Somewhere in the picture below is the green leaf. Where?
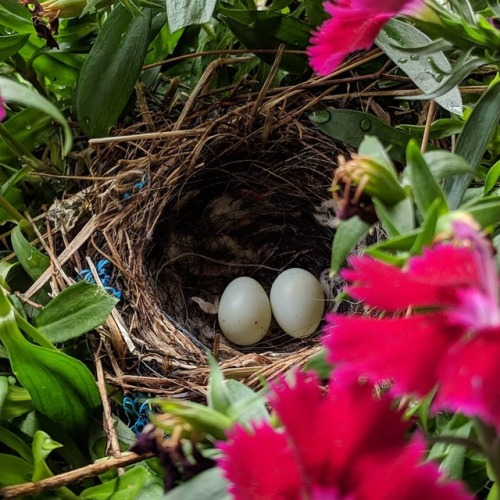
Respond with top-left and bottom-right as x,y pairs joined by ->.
167,0 -> 217,32
0,425 -> 33,463
444,79 -> 500,208
330,217 -> 370,274
0,33 -> 30,62
422,150 -> 474,180
303,349 -> 333,379
153,399 -> 232,440
11,226 -> 50,281
309,109 -> 415,163
218,5 -> 309,74
207,356 -> 232,415
34,282 -> 117,343
374,197 -> 414,236
462,196 -> 500,229
164,468 -> 230,500
76,6 -> 152,137
81,465 -> 163,500
0,77 -> 73,157
0,454 -> 33,486
484,159 -> 500,195
225,380 -> 269,425
0,382 -> 32,421
303,0 -> 329,27
406,140 -> 448,217
409,198 -> 441,254
0,293 -> 101,436
32,430 -> 62,482
377,20 -> 462,115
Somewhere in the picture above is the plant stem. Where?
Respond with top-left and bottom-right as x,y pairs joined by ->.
0,194 -> 25,224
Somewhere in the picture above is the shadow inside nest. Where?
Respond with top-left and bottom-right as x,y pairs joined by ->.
146,149 -> 350,355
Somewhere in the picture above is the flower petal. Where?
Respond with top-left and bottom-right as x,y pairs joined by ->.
217,422 -> 303,500
342,245 -> 480,311
270,373 -> 409,488
354,435 -> 473,499
307,10 -> 391,75
0,97 -> 6,122
436,327 -> 500,433
324,314 -> 458,397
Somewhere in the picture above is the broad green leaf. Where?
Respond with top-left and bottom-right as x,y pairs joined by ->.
0,377 -> 8,411
374,197 -> 414,236
303,0 -> 329,27
309,109 -> 415,163
76,6 -> 152,137
0,0 -> 33,33
225,380 -> 269,425
0,77 -> 73,157
303,349 -> 333,379
218,5 -> 309,74
422,150 -> 474,180
0,293 -> 101,436
330,217 -> 370,274
463,196 -> 500,229
10,226 -> 50,281
164,468 -> 230,500
444,80 -> 500,208
0,454 -> 33,486
377,20 -> 463,115
0,34 -> 30,62
81,465 -> 163,499
406,140 -> 448,217
167,0 -> 217,32
34,282 -> 117,343
366,230 -> 419,254
484,159 -> 500,195
398,119 -> 463,140
0,187 -> 24,226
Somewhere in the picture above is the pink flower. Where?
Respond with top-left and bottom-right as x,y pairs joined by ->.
217,371 -> 471,499
324,221 -> 500,432
0,96 -> 6,122
307,0 -> 426,75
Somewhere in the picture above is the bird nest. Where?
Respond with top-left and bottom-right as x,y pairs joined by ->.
59,57 -> 384,398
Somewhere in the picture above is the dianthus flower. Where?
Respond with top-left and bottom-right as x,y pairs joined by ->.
308,0 -> 426,75
324,221 -> 500,432
217,371 -> 471,499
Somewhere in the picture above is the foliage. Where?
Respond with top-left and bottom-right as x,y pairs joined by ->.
0,0 -> 499,497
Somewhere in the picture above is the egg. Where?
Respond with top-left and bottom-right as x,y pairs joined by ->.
270,268 -> 324,338
218,277 -> 272,346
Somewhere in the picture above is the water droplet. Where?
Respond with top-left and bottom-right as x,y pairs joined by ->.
435,73 -> 444,83
397,57 -> 408,64
360,119 -> 371,131
410,55 -> 419,61
309,110 -> 330,124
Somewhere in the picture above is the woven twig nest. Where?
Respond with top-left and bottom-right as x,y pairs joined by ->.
81,59 -> 369,397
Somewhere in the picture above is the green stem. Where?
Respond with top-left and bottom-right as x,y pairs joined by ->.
0,194 -> 25,224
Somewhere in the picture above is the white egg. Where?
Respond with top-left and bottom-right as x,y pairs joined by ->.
270,268 -> 324,338
218,277 -> 272,346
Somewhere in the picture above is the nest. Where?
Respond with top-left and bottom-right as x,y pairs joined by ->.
61,57 -> 387,397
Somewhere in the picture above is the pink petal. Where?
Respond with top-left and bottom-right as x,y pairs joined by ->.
270,373 -> 410,488
217,422 -> 303,500
0,97 -> 6,122
324,314 -> 459,397
353,435 -> 473,499
308,10 -> 391,75
436,327 -> 500,433
342,245 -> 480,312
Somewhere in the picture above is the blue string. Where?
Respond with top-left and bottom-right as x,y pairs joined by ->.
78,259 -> 122,300
122,179 -> 148,200
123,395 -> 151,434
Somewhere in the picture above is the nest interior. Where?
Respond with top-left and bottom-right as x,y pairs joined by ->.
79,64 -> 374,396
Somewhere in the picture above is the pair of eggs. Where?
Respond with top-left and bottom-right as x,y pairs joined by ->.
218,268 -> 325,346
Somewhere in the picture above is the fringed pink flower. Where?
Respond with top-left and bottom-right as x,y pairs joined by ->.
217,371 -> 471,499
308,0 -> 426,75
324,221 -> 500,432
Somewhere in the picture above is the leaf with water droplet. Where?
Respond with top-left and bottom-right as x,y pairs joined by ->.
11,226 -> 49,281
377,20 -> 462,115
